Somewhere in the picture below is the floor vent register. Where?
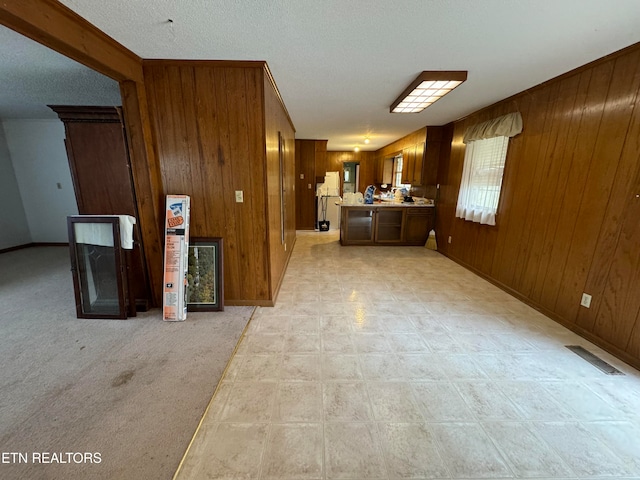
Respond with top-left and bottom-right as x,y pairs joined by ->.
565,345 -> 624,375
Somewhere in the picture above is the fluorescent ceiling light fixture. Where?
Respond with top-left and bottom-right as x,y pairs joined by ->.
390,71 -> 467,113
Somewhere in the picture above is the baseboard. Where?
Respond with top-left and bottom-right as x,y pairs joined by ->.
0,242 -> 68,254
440,251 -> 640,372
270,235 -> 297,305
226,299 -> 275,307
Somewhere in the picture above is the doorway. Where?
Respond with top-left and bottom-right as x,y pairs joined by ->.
343,161 -> 360,194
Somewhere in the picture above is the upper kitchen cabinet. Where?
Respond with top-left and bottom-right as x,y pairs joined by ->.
401,142 -> 425,186
401,144 -> 415,185
143,60 -> 296,306
423,127 -> 443,186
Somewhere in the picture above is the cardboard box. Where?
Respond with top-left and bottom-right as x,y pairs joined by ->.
162,195 -> 191,321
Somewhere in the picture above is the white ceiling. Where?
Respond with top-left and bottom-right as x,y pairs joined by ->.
0,26 -> 121,120
3,1 -> 640,151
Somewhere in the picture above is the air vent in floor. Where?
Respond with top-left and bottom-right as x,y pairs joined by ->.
565,345 -> 624,375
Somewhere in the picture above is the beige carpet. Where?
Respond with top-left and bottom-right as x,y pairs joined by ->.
0,246 -> 254,480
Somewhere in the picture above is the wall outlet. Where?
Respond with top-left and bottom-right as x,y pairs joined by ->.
56,182 -> 62,190
448,236 -> 452,244
580,293 -> 592,308
235,190 -> 244,203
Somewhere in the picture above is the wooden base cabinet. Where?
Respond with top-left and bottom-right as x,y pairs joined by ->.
341,208 -> 375,244
375,208 -> 404,243
405,208 -> 435,245
340,205 -> 434,246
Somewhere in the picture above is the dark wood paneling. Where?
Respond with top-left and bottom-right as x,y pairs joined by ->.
322,151 -> 376,194
264,71 -> 296,302
144,62 -> 279,305
296,140 -> 320,230
119,81 -> 165,306
437,41 -> 640,369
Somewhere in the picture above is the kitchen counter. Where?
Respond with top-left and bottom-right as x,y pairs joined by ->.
340,203 -> 435,245
340,201 -> 434,208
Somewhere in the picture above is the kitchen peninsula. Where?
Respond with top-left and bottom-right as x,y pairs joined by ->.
340,202 -> 435,246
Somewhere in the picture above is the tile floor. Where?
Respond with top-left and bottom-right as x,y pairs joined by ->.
176,231 -> 640,480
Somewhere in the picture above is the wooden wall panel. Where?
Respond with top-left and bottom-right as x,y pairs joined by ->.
120,81 -> 165,306
295,140 -> 320,230
144,62 -> 274,305
436,42 -> 640,369
322,151 -> 376,194
264,72 -> 296,301
377,127 -> 427,159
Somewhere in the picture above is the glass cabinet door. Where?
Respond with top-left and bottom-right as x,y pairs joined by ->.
375,208 -> 404,243
68,216 -> 128,319
346,209 -> 375,242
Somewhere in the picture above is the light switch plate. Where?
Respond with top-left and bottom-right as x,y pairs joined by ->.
580,293 -> 592,308
235,190 -> 244,203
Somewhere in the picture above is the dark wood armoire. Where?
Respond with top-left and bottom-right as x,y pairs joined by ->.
50,105 -> 151,311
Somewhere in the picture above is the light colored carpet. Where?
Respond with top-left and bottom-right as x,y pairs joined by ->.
0,246 -> 254,480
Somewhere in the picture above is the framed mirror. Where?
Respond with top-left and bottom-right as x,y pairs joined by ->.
186,237 -> 224,311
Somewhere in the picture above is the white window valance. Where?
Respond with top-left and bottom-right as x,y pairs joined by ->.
463,112 -> 523,144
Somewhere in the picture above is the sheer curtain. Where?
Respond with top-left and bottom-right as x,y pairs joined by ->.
455,112 -> 523,226
455,136 -> 508,225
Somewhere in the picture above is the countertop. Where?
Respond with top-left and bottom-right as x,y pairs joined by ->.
339,201 -> 434,208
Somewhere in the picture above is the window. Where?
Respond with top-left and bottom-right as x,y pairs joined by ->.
455,112 -> 523,226
455,136 -> 509,226
392,155 -> 411,189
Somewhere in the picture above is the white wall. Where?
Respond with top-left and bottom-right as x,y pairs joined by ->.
0,125 -> 31,249
2,119 -> 78,243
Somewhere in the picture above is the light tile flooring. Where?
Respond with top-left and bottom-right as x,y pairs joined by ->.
176,231 -> 640,480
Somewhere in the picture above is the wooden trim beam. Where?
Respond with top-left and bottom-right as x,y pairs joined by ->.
0,0 -> 143,82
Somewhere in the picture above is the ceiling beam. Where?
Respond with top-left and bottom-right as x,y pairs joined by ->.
0,0 -> 143,82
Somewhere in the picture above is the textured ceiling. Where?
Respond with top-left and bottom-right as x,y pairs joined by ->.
0,26 -> 121,120
4,1 -> 640,151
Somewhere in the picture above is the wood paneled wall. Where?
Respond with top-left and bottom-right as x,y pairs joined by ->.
264,73 -> 297,299
295,140 -> 324,230
143,61 -> 295,306
376,127 -> 427,160
436,43 -> 640,369
322,151 -> 376,193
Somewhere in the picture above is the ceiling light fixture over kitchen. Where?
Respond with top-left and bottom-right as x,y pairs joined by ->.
364,137 -> 370,144
390,71 -> 467,113
354,146 -> 360,152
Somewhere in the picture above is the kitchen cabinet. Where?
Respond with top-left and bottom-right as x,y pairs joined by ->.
375,156 -> 394,185
340,205 -> 434,245
400,142 -> 425,186
412,142 -> 425,185
375,208 -> 404,243
401,145 -> 415,185
341,207 -> 375,243
404,207 -> 435,245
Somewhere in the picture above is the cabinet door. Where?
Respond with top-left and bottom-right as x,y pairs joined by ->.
341,208 -> 375,244
412,142 -> 425,185
423,140 -> 441,186
375,208 -> 405,243
404,209 -> 434,245
401,146 -> 415,185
